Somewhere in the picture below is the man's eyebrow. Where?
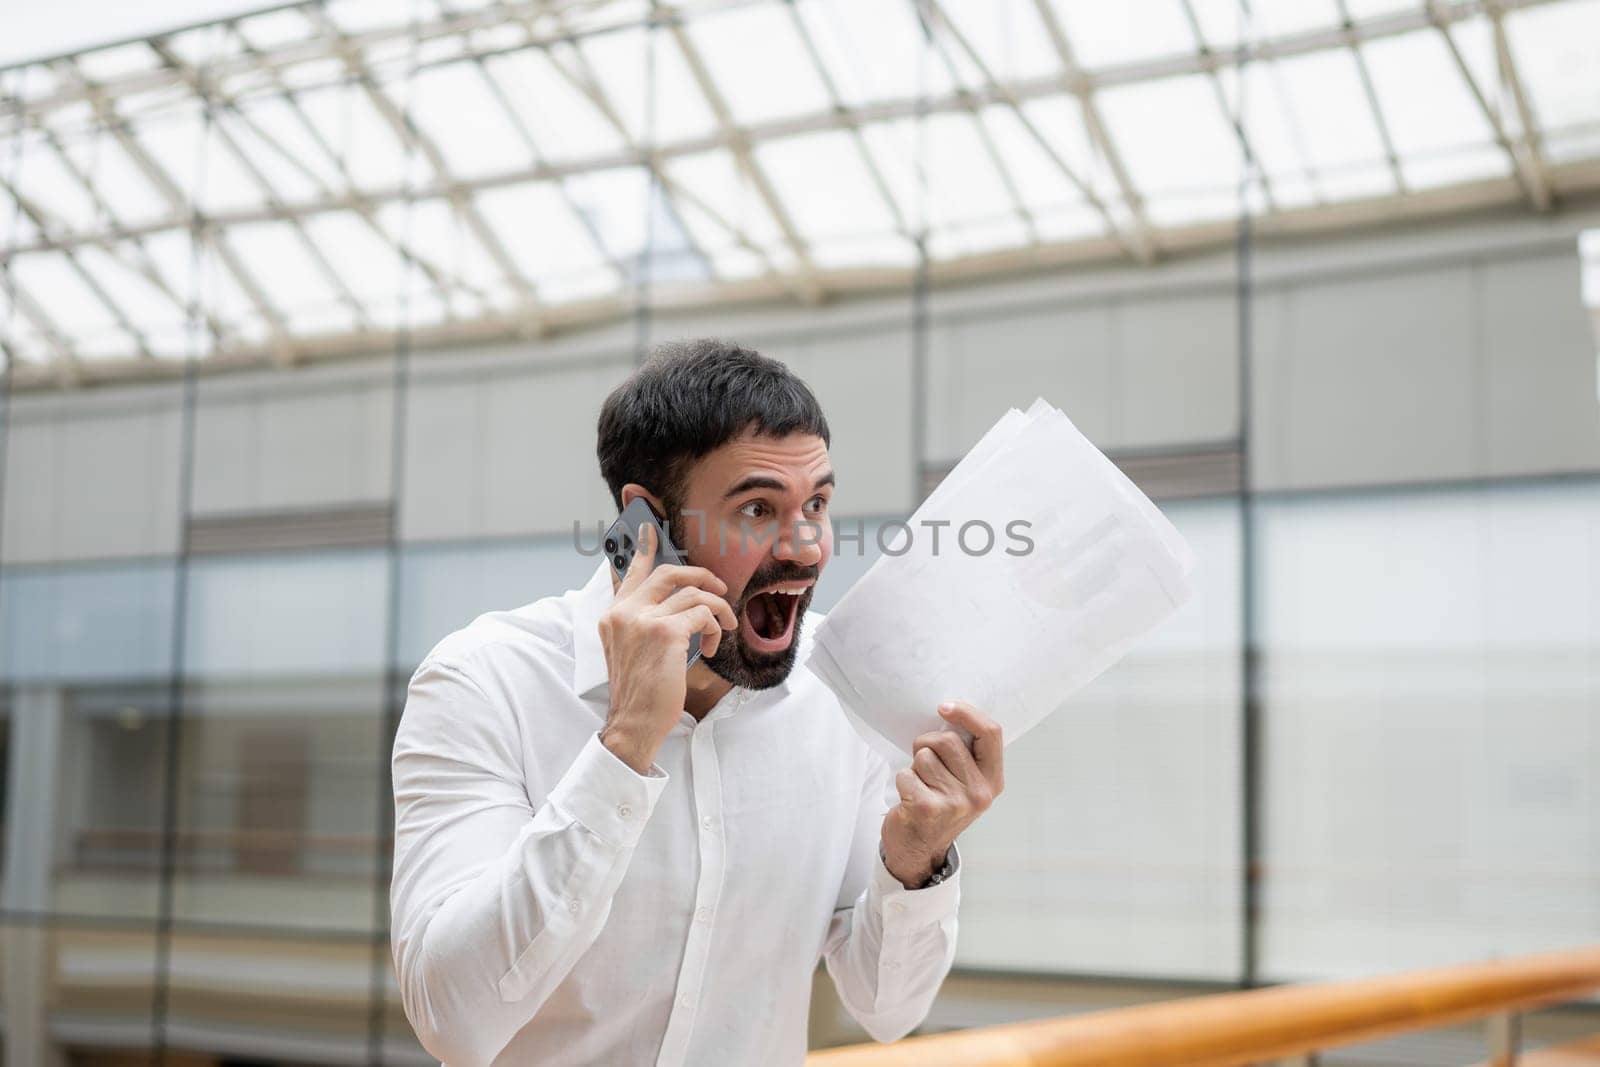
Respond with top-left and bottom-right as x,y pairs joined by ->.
722,470 -> 836,500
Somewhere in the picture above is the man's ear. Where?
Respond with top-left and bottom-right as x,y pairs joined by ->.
619,483 -> 665,518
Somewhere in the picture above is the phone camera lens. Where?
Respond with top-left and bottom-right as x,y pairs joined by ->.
614,553 -> 629,571
604,537 -> 618,555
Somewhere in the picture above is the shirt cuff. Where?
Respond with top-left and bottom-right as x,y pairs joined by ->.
872,841 -> 962,926
546,731 -> 669,850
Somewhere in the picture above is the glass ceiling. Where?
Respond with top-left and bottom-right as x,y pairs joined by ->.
1,0 -> 1598,385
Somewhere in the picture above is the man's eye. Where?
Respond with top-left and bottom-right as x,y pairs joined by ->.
805,496 -> 828,515
738,501 -> 769,519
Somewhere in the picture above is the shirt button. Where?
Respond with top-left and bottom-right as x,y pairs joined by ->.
678,994 -> 693,1010
568,899 -> 581,914
617,803 -> 632,819
695,907 -> 711,923
701,815 -> 716,830
884,961 -> 901,972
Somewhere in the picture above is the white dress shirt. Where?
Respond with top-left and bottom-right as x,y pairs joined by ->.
390,559 -> 962,1067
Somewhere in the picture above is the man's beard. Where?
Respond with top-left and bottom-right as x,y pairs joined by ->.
670,507 -> 817,690
702,568 -> 815,690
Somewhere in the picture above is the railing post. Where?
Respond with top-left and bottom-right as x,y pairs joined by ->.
1487,1011 -> 1520,1067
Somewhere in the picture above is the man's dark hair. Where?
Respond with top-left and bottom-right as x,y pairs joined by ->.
596,338 -> 830,517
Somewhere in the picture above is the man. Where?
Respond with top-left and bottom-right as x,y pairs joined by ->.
390,339 -> 1005,1066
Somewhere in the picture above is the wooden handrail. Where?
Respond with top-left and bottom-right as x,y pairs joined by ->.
807,945 -> 1600,1067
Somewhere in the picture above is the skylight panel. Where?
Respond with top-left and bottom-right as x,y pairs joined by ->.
325,0 -> 435,35
1184,0 -> 1247,51
564,167 -> 658,267
665,149 -> 786,249
666,190 -> 766,281
927,216 -> 1032,261
1033,202 -> 1107,242
274,55 -> 350,94
139,231 -> 201,307
1271,48 -> 1395,199
756,130 -> 899,239
160,25 -> 242,69
75,245 -> 187,349
10,133 -> 102,233
474,181 -> 615,288
300,213 -> 409,305
1019,95 -> 1120,203
377,198 -> 508,317
937,0 -> 1060,84
1360,29 -> 1509,189
484,47 -> 629,164
224,221 -> 341,324
235,8 -> 323,51
1097,74 -> 1243,225
407,61 -> 531,178
976,105 -> 1086,216
1249,0 -> 1342,39
232,95 -> 348,195
794,0 -> 954,108
808,233 -> 919,270
7,326 -> 54,366
295,85 -> 411,192
860,114 -> 1021,233
1044,0 -> 1197,71
1504,0 -> 1600,162
137,105 -> 267,215
0,189 -> 41,247
74,43 -> 162,83
683,4 -> 832,125
1226,64 -> 1319,208
10,253 -> 124,340
212,108 -> 326,205
579,26 -> 718,145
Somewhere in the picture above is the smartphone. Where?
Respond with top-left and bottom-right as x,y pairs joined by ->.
602,497 -> 703,666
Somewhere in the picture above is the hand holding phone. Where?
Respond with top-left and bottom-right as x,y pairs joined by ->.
595,508 -> 737,774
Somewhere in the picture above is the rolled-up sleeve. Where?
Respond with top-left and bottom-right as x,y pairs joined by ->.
819,748 -> 960,1043
389,658 -> 667,1067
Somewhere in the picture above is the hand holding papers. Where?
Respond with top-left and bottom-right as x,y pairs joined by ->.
805,398 -> 1196,765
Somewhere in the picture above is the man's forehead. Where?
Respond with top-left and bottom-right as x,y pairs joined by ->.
698,430 -> 831,487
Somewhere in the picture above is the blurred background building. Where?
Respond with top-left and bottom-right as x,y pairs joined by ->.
0,0 -> 1597,1064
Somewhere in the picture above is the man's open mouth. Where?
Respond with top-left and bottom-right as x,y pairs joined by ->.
740,582 -> 809,653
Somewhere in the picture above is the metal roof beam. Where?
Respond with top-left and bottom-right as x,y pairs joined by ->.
149,38 -> 373,332
1172,0 -> 1279,216
7,0 -> 1564,133
1424,0 -> 1551,212
306,5 -> 546,331
225,26 -> 492,313
1486,0 -> 1555,213
1023,0 -> 1160,262
1,181 -> 156,360
1334,2 -> 1409,196
51,58 -> 294,362
916,0 -> 1041,247
664,17 -> 824,303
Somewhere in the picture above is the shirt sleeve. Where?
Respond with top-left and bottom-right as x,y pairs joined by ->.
819,747 -> 961,1043
389,658 -> 667,1067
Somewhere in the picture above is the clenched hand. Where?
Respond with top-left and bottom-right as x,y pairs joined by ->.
880,701 -> 1005,889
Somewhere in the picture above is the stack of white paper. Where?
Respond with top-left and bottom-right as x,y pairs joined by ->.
805,398 -> 1196,765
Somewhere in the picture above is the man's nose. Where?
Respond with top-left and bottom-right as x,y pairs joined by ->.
773,519 -> 825,565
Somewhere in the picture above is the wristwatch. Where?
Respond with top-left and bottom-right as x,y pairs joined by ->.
881,843 -> 955,889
